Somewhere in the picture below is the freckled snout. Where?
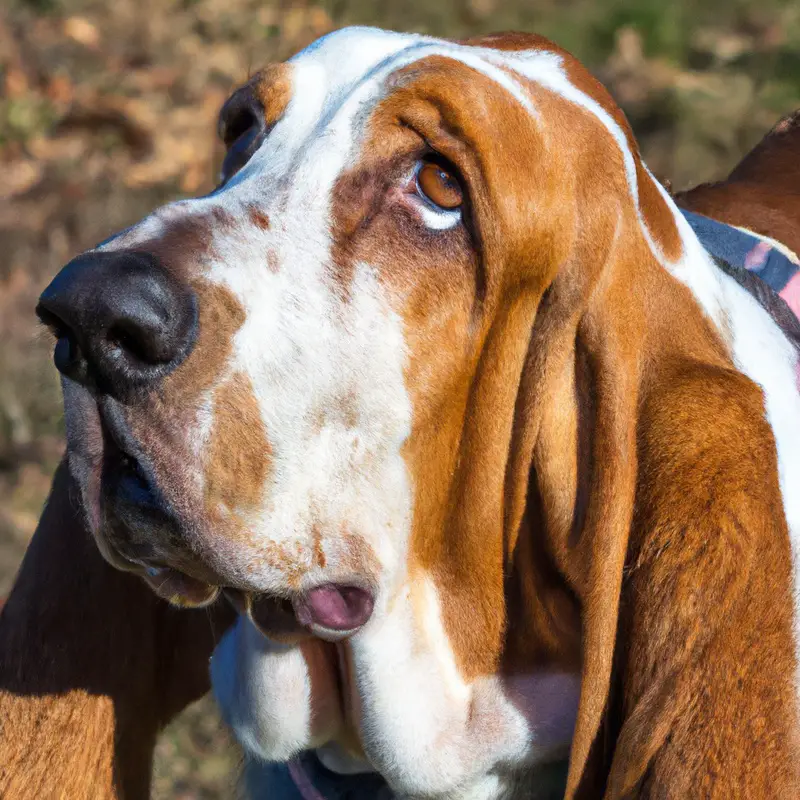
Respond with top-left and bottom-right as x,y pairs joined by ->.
36,250 -> 197,397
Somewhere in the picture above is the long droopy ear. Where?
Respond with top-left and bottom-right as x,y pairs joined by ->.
502,223 -> 643,797
503,181 -> 800,798
399,36 -> 798,795
601,361 -> 798,798
462,35 -> 800,796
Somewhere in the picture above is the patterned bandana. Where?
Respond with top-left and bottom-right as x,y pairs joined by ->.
680,208 -> 800,321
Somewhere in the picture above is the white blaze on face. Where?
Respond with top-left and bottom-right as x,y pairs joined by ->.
189,27 -> 559,593
185,35 -> 425,594
204,28 -> 589,799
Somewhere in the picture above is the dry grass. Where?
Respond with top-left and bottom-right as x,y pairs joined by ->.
2,0 -> 799,795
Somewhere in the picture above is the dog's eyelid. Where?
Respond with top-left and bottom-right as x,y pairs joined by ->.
218,86 -> 266,147
217,91 -> 272,183
222,107 -> 260,148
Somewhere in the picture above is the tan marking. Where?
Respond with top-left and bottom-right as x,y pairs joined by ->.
312,523 -> 328,569
127,279 -> 247,469
118,222 -> 249,528
205,372 -> 272,514
348,54 -> 563,680
252,63 -> 293,128
165,279 -> 247,400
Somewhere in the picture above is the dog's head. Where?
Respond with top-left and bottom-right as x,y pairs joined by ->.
37,27 -> 797,796
41,27 -> 658,626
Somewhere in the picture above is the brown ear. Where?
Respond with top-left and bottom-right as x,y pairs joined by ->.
504,262 -> 799,797
504,280 -> 642,797
509,314 -> 800,797
598,363 -> 799,798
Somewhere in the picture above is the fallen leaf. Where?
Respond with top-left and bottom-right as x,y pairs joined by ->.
0,160 -> 43,200
63,16 -> 101,49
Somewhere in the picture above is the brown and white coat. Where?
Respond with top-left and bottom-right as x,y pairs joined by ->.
2,26 -> 800,800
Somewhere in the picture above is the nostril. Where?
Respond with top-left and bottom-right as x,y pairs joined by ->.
107,324 -> 143,359
106,322 -> 170,366
54,333 -> 83,372
37,250 -> 198,396
36,305 -> 88,382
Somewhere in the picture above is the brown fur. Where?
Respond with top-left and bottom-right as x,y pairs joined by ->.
1,32 -> 800,799
0,462 -> 235,799
205,371 -> 272,515
598,365 -> 798,798
248,206 -> 271,231
250,63 -> 293,129
331,38 -> 800,795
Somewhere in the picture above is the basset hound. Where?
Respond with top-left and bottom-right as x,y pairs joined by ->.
2,26 -> 800,800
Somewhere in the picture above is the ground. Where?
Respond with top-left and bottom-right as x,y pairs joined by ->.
2,0 -> 799,796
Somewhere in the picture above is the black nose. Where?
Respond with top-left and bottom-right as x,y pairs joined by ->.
36,251 -> 197,396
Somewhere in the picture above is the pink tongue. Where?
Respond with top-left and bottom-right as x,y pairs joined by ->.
294,584 -> 374,631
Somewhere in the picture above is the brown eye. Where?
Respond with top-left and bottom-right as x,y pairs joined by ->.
416,162 -> 463,210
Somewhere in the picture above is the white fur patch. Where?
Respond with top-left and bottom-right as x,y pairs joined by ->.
346,574 -> 559,797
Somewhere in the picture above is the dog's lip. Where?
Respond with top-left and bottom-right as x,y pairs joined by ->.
141,565 -> 220,607
293,584 -> 375,639
225,589 -> 310,642
301,621 -> 366,643
223,581 -> 377,643
65,392 -> 377,634
97,396 -> 149,476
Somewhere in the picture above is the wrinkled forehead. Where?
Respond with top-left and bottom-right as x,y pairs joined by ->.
104,27 -> 629,253
223,26 -> 612,196
231,27 -> 514,193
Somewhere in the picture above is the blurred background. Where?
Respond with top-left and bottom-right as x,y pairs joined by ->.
1,0 -> 799,796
